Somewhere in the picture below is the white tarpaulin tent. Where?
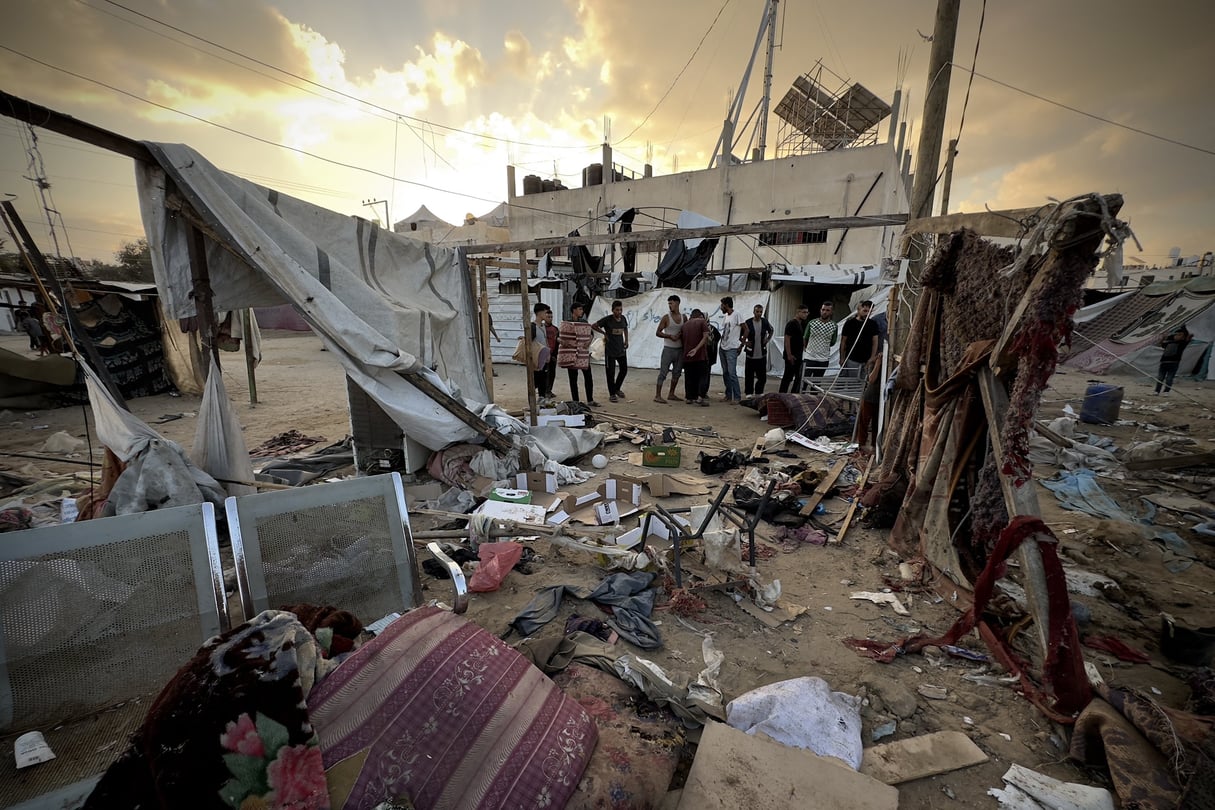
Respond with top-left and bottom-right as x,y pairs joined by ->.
135,143 -> 489,451
586,288 -> 771,369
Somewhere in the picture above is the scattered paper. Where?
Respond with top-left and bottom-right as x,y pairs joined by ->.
15,731 -> 55,769
851,591 -> 909,615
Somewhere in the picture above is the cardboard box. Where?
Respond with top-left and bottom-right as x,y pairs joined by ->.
615,511 -> 691,548
515,471 -> 558,494
548,477 -> 644,526
639,473 -> 712,497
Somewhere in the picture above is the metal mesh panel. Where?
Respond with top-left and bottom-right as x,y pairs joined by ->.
253,495 -> 406,622
0,530 -> 204,732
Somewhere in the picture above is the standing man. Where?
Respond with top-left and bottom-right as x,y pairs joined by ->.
717,296 -> 743,402
1155,326 -> 1191,395
803,301 -> 837,378
741,303 -> 773,397
779,304 -> 809,393
558,301 -> 598,406
20,310 -> 47,356
680,308 -> 711,406
542,305 -> 559,398
593,299 -> 630,402
530,303 -> 554,400
839,300 -> 880,374
654,294 -> 684,403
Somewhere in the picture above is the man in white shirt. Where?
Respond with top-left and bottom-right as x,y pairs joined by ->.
718,296 -> 743,401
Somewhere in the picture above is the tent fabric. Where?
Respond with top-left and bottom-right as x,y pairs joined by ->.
394,204 -> 453,230
135,143 -> 490,451
769,264 -> 883,285
655,210 -> 720,288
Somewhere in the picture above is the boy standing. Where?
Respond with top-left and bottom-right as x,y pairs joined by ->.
680,309 -> 711,406
558,302 -> 598,406
593,299 -> 630,402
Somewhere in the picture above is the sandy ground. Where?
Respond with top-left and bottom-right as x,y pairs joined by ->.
3,328 -> 1214,808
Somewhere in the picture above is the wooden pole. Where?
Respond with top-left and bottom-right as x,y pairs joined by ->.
477,259 -> 495,402
519,251 -> 538,427
939,139 -> 959,216
241,308 -> 258,405
894,0 -> 960,359
185,224 -> 220,379
1,202 -> 127,407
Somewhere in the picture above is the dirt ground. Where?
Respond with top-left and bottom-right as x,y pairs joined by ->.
3,328 -> 1213,808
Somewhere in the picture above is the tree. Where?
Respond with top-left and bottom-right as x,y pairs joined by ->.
110,238 -> 155,282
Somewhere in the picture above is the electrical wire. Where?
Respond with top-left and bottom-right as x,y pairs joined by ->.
954,64 -> 1215,158
94,0 -> 595,152
951,0 -> 985,150
615,0 -> 733,146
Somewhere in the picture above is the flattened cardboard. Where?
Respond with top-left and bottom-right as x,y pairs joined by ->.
859,731 -> 988,785
679,722 -> 898,810
641,473 -> 713,498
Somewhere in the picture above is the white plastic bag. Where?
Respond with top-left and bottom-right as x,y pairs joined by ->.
726,676 -> 863,769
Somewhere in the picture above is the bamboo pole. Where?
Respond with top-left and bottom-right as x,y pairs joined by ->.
519,250 -> 538,427
477,259 -> 494,402
242,309 -> 258,405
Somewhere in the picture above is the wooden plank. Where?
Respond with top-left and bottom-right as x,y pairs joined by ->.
801,458 -> 847,515
400,371 -> 513,453
977,367 -> 1050,659
477,259 -> 495,401
860,731 -> 989,785
990,194 -> 1123,372
1126,452 -> 1215,472
749,437 -> 766,460
831,457 -> 873,544
902,206 -> 1052,239
0,90 -> 153,162
463,213 -> 908,255
519,250 -> 538,426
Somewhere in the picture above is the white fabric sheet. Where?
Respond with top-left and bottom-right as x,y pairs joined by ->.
134,143 -> 489,450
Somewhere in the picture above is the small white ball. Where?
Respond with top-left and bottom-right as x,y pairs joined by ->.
591,453 -> 608,469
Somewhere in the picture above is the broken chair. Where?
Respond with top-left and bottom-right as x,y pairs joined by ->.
0,502 -> 229,809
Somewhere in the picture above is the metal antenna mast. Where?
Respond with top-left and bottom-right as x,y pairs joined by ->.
709,0 -> 780,168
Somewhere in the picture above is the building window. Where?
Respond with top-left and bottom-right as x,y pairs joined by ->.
759,230 -> 828,246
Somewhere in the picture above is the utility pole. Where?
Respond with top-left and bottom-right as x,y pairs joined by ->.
893,0 -> 960,356
755,0 -> 780,162
362,198 -> 389,227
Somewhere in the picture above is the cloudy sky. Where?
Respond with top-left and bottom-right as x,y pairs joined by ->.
1,0 -> 1211,266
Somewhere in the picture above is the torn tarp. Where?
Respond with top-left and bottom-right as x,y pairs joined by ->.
135,143 -> 489,451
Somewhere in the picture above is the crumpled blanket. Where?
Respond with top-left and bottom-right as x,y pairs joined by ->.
511,572 -> 663,649
1071,684 -> 1215,810
85,607 -> 362,810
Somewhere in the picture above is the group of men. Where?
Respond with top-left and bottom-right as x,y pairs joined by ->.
529,294 -> 883,420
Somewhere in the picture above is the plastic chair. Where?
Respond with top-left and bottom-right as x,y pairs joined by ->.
0,502 -> 228,809
226,472 -> 466,625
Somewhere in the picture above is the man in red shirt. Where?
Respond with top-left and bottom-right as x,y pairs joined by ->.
680,309 -> 711,407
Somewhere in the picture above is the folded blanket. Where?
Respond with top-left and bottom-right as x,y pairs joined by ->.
308,606 -> 597,810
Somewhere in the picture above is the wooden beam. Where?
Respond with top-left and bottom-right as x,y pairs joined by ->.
902,206 -> 1051,239
0,90 -> 153,162
186,224 -> 220,377
1125,452 -> 1215,472
977,367 -> 1051,659
401,371 -> 512,453
477,259 -> 495,402
831,457 -> 873,544
241,309 -> 258,405
990,195 -> 1123,373
0,202 -> 128,407
800,458 -> 847,516
463,213 -> 908,255
519,250 -> 538,427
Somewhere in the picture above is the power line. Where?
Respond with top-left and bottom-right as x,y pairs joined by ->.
96,0 -> 594,152
616,0 -> 733,146
956,64 -> 1215,158
951,0 -> 986,150
0,46 -> 604,225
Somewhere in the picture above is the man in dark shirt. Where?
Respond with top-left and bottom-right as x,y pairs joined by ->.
680,309 -> 711,406
779,304 -> 809,393
840,300 -> 880,374
593,299 -> 630,402
1155,326 -> 1191,395
741,303 -> 774,396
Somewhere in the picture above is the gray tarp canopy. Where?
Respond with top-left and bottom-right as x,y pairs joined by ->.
135,143 -> 489,451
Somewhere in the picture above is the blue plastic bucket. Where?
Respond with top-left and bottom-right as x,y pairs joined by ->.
1079,383 -> 1123,425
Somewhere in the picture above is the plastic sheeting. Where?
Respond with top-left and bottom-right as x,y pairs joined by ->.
725,676 -> 864,769
134,143 -> 489,451
82,363 -> 225,515
191,359 -> 255,497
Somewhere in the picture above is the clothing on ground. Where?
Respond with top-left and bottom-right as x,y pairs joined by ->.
511,571 -> 663,649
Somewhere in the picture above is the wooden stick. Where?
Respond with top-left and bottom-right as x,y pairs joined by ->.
801,458 -> 847,516
478,259 -> 495,402
831,457 -> 873,544
519,250 -> 538,427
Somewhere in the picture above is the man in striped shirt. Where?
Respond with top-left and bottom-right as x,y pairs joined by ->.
803,301 -> 837,379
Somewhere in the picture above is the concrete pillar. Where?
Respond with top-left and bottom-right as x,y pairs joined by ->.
602,142 -> 614,184
644,163 -> 653,178
506,165 -> 516,200
887,88 -> 902,145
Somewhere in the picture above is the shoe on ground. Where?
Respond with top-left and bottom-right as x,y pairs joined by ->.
588,400 -> 601,406
654,396 -> 667,403
610,394 -> 618,402
668,394 -> 683,401
699,399 -> 710,407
